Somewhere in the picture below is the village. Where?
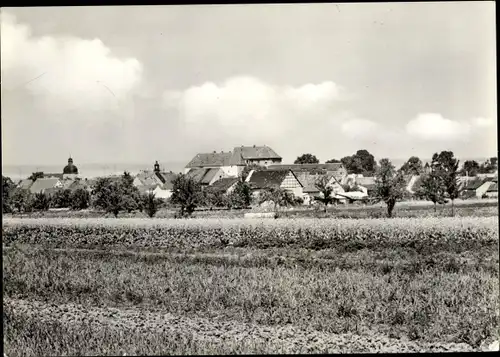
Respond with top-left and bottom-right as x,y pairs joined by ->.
8,144 -> 499,212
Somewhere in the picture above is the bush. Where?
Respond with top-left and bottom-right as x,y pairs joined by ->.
70,188 -> 90,210
32,192 -> 51,211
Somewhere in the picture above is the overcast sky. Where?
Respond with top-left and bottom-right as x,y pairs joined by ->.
1,3 -> 497,166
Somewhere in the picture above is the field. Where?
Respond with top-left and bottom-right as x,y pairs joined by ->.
3,216 -> 499,355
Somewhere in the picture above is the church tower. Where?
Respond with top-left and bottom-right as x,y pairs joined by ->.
154,161 -> 160,173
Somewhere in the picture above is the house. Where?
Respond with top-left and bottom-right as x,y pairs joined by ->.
355,176 -> 376,196
133,171 -> 164,187
485,182 -> 498,198
246,169 -> 303,202
153,183 -> 174,200
29,178 -> 63,194
186,167 -> 227,187
184,145 -> 282,177
137,184 -> 159,195
298,173 -> 346,205
267,163 -> 347,183
461,177 -> 494,198
210,177 -> 240,195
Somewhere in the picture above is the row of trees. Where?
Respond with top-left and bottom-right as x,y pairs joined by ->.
294,150 -> 497,178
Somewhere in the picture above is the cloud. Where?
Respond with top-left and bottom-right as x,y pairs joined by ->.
163,76 -> 344,146
471,117 -> 496,128
405,113 -> 472,141
1,12 -> 143,116
340,118 -> 379,139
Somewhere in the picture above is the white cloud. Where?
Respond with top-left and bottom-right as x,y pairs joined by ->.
163,76 -> 343,144
1,12 -> 143,116
340,118 -> 379,139
406,113 -> 471,141
471,117 -> 496,128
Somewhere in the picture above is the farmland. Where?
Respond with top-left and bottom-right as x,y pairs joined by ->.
3,216 -> 499,355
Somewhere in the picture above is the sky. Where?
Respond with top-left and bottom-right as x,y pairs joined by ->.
1,3 -> 497,168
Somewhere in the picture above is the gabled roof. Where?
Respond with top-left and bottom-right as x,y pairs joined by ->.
464,177 -> 489,190
186,167 -> 222,185
248,169 -> 302,189
210,177 -> 240,192
155,172 -> 177,190
293,172 -> 338,193
186,152 -> 233,168
29,178 -> 61,194
17,179 -> 34,189
135,171 -> 162,186
229,146 -> 281,165
487,183 -> 498,192
267,163 -> 345,174
45,173 -> 64,180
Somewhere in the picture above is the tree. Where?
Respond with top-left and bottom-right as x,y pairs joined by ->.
3,176 -> 15,213
432,151 -> 460,216
259,187 -> 296,217
228,181 -> 253,208
91,178 -> 123,217
415,172 -> 447,212
28,172 -> 44,182
462,160 -> 480,177
51,189 -> 72,208
325,158 -> 341,163
142,191 -> 162,218
341,149 -> 376,175
32,192 -> 51,211
119,171 -> 141,213
203,186 -> 226,209
10,188 -> 31,213
400,156 -> 423,176
479,157 -> 498,174
170,174 -> 203,217
313,175 -> 338,213
70,188 -> 90,210
374,158 -> 406,218
294,154 -> 319,164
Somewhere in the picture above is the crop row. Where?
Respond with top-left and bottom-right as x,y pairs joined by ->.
3,217 -> 498,253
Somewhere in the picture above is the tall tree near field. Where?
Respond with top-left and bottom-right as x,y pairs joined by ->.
462,160 -> 480,177
400,156 -> 423,176
294,154 -> 319,164
341,149 -> 376,175
313,175 -> 338,213
259,187 -> 296,218
119,171 -> 141,213
142,191 -> 163,218
374,158 -> 406,218
2,176 -> 15,213
432,151 -> 460,216
170,174 -> 203,217
32,192 -> 51,211
91,177 -> 123,217
51,189 -> 72,208
70,188 -> 90,210
229,181 -> 253,208
415,171 -> 447,212
10,188 -> 31,213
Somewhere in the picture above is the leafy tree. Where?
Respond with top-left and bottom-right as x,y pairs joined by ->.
51,189 -> 72,208
400,156 -> 423,176
432,151 -> 460,216
313,175 -> 338,213
28,172 -> 44,182
415,172 -> 447,212
462,160 -> 480,177
228,181 -> 253,208
479,157 -> 498,174
294,153 -> 319,164
325,158 -> 341,163
259,187 -> 296,217
119,171 -> 141,213
341,149 -> 376,175
10,188 -> 31,213
3,176 -> 15,213
70,188 -> 90,210
142,191 -> 163,218
203,186 -> 226,209
374,158 -> 406,218
171,174 -> 203,217
32,192 -> 51,211
91,178 -> 122,217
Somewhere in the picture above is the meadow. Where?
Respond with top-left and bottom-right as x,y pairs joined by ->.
3,216 -> 499,355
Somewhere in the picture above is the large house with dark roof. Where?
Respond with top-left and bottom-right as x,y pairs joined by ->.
267,163 -> 347,183
246,169 -> 303,201
185,145 -> 282,177
186,167 -> 227,187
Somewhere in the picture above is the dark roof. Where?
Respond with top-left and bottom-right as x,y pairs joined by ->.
210,177 -> 240,192
248,169 -> 302,189
135,171 -> 162,186
63,164 -> 78,174
155,172 -> 177,189
293,172 -> 336,193
186,152 -> 233,168
29,178 -> 61,194
267,163 -> 344,173
487,183 -> 498,192
464,177 -> 489,190
17,179 -> 34,189
186,167 -> 222,184
230,146 -> 281,165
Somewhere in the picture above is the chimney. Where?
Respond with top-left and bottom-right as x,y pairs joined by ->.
253,144 -> 256,148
